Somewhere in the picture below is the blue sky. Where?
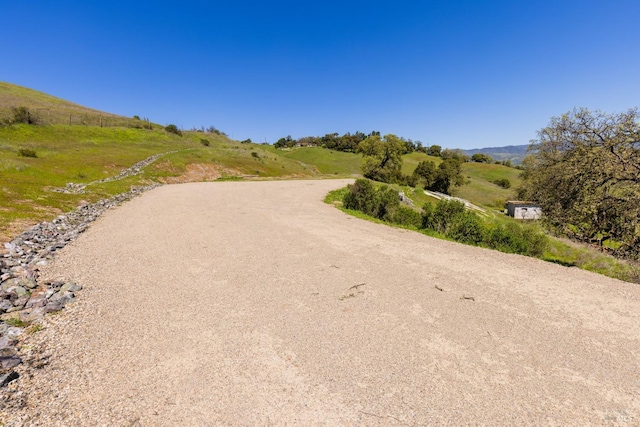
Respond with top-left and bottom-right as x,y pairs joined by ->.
2,0 -> 639,149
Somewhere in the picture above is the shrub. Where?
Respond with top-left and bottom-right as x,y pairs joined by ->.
200,138 -> 210,146
18,148 -> 37,158
11,106 -> 36,124
251,151 -> 259,158
375,186 -> 400,221
447,213 -> 485,244
493,178 -> 511,189
343,179 -> 377,215
393,206 -> 422,227
485,222 -> 548,256
422,199 -> 467,233
343,179 -> 400,220
165,124 -> 182,136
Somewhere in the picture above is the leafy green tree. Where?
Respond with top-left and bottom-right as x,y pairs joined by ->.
471,153 -> 493,163
441,148 -> 470,162
427,144 -> 442,157
520,108 -> 640,257
165,124 -> 182,136
493,178 -> 511,188
274,135 -> 295,148
431,158 -> 467,194
411,160 -> 437,188
358,134 -> 405,183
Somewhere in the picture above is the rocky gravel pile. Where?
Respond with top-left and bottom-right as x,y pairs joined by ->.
52,151 -> 179,194
0,184 -> 159,388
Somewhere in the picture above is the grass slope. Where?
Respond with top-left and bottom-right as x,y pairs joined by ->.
0,82 -> 154,128
400,152 -> 521,209
0,124 -> 316,241
264,146 -> 361,176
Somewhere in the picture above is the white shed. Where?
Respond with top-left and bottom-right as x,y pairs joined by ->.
505,201 -> 542,220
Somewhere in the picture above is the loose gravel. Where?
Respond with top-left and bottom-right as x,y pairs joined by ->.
2,180 -> 640,426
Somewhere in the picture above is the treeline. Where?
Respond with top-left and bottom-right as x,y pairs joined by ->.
274,131 -> 517,168
275,131 -> 424,153
343,179 -> 547,257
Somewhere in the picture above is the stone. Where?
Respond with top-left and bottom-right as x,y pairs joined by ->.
0,279 -> 18,291
21,307 -> 45,322
12,286 -> 29,298
25,296 -> 47,309
12,295 -> 30,308
61,282 -> 82,293
0,300 -> 13,312
0,336 -> 16,352
0,371 -> 19,387
0,356 -> 22,370
0,326 -> 22,339
44,300 -> 65,313
49,291 -> 74,304
49,280 -> 65,289
17,278 -> 38,290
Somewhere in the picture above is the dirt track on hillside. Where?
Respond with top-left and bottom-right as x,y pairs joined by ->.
7,180 -> 640,426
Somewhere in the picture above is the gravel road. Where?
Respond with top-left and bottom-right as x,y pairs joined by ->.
6,180 -> 640,426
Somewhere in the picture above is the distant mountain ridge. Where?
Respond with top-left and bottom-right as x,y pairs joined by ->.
462,144 -> 530,164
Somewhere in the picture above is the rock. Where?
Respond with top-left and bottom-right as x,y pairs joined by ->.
0,279 -> 17,291
0,336 -> 16,352
60,282 -> 82,293
49,280 -> 65,290
44,300 -> 65,313
2,327 -> 22,339
49,291 -> 74,304
12,286 -> 29,298
0,356 -> 22,370
0,300 -> 13,312
25,296 -> 47,309
12,295 -> 30,308
0,370 -> 19,387
17,278 -> 38,290
21,307 -> 45,322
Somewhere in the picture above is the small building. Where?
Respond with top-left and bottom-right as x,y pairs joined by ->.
505,201 -> 542,220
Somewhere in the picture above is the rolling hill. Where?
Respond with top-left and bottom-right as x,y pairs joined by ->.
463,144 -> 530,164
0,82 -> 155,128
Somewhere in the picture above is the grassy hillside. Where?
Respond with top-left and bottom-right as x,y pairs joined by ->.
0,82 -> 155,128
400,152 -> 521,209
0,123 -> 318,241
264,146 -> 361,175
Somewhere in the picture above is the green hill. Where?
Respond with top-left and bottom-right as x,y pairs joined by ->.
400,152 -> 520,209
264,146 -> 361,175
0,82 -> 155,128
0,83 -> 324,241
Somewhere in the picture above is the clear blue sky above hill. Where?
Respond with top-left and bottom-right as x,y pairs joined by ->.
2,0 -> 639,148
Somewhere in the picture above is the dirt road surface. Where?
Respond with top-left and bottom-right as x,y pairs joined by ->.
8,180 -> 640,426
